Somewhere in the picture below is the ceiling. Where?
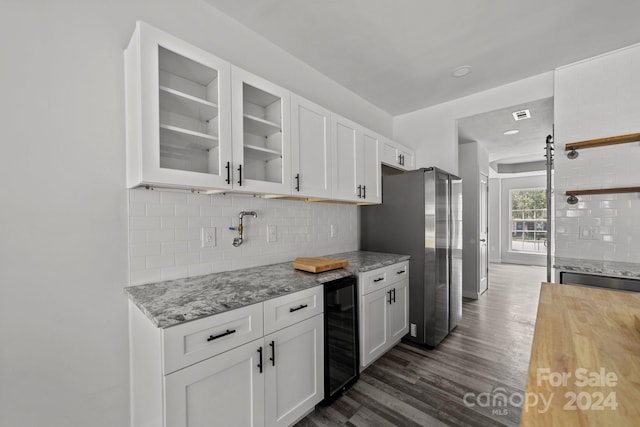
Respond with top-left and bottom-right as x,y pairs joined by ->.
203,0 -> 640,116
458,97 -> 553,169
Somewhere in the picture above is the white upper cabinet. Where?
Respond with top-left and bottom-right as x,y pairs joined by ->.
331,114 -> 381,204
232,66 -> 291,195
380,137 -> 415,171
362,129 -> 382,204
331,114 -> 361,202
290,95 -> 332,199
125,21 -> 233,190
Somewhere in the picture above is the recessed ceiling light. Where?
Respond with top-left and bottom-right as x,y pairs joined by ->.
504,129 -> 520,135
451,65 -> 472,78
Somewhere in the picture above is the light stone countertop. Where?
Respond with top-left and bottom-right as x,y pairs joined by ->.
554,256 -> 640,279
125,250 -> 409,328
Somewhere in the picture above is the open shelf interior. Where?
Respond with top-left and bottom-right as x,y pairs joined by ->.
158,46 -> 221,176
241,82 -> 283,185
244,144 -> 282,162
159,86 -> 218,122
243,114 -> 281,137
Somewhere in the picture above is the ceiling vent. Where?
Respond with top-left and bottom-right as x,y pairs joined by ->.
512,109 -> 531,121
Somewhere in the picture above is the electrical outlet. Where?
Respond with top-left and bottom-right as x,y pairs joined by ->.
410,323 -> 417,337
201,227 -> 216,248
330,224 -> 337,239
579,226 -> 599,240
267,225 -> 277,243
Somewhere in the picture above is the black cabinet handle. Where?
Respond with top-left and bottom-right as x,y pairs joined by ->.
357,185 -> 362,198
257,347 -> 263,373
289,304 -> 308,313
237,164 -> 242,186
206,329 -> 236,342
387,290 -> 392,304
392,288 -> 396,303
362,185 -> 366,199
269,340 -> 275,366
225,161 -> 230,184
373,277 -> 384,283
398,154 -> 402,165
295,173 -> 300,192
396,269 -> 406,275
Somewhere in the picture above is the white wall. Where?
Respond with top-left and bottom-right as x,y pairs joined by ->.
555,44 -> 640,263
0,1 -> 390,426
499,175 -> 547,266
129,189 -> 358,284
394,72 -> 554,175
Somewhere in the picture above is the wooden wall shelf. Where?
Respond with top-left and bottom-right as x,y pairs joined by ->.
565,186 -> 640,196
565,132 -> 640,151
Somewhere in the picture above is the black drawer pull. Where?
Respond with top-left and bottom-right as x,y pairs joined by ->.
206,329 -> 236,342
396,269 -> 406,275
269,340 -> 275,366
373,277 -> 384,283
257,346 -> 263,373
289,304 -> 308,313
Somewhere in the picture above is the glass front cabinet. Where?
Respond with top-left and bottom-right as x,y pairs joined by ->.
125,21 -> 233,191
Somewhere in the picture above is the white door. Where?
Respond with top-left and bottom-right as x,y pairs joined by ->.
290,95 -> 331,198
479,173 -> 489,294
165,338 -> 265,427
360,286 -> 390,368
331,114 -> 361,202
231,66 -> 291,195
264,315 -> 324,427
389,280 -> 409,341
362,130 -> 381,203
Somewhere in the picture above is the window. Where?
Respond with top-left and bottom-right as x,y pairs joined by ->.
510,188 -> 547,253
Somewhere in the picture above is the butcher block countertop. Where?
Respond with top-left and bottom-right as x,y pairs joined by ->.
521,283 -> 640,427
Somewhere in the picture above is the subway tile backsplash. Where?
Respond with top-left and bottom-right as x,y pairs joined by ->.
128,189 -> 358,285
554,44 -> 640,263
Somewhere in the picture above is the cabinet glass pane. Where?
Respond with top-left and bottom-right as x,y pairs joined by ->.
242,83 -> 283,184
158,47 -> 220,175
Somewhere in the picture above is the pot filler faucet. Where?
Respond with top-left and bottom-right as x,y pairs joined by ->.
231,211 -> 258,247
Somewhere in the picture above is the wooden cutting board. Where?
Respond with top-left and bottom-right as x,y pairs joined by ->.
292,256 -> 348,273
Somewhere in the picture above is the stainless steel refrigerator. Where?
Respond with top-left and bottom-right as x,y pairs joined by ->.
360,167 -> 462,347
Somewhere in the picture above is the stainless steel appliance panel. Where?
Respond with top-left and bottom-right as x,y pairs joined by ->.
360,167 -> 462,347
449,175 -> 463,330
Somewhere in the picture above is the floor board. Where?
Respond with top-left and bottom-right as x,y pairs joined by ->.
297,263 -> 545,427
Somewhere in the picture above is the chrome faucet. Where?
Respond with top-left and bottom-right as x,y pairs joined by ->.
232,211 -> 258,247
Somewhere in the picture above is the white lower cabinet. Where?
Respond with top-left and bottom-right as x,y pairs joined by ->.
359,261 -> 409,370
265,315 -> 324,427
165,339 -> 265,427
129,286 -> 324,427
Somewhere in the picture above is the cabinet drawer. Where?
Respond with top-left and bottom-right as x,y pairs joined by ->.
162,302 -> 264,374
387,261 -> 409,286
361,268 -> 388,295
360,261 -> 409,295
264,286 -> 323,335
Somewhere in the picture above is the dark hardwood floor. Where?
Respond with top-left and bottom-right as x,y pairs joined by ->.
297,263 -> 546,427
